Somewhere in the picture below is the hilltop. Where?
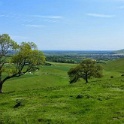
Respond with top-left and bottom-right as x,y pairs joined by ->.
115,49 -> 124,54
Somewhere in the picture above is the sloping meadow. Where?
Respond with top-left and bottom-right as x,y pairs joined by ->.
0,62 -> 124,124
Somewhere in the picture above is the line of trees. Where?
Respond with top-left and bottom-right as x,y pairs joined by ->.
46,56 -> 76,63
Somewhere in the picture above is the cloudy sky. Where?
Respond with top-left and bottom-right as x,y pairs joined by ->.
0,0 -> 124,50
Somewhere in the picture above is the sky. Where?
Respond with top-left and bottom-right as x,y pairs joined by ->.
0,0 -> 124,50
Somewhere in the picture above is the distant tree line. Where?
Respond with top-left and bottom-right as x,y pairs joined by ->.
46,56 -> 77,64
45,53 -> 124,64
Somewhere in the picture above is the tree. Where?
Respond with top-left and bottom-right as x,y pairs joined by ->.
68,59 -> 103,83
0,34 -> 45,93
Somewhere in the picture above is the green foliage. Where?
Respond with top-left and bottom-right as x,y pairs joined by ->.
12,43 -> 45,73
68,59 -> 103,83
0,34 -> 45,93
0,34 -> 18,51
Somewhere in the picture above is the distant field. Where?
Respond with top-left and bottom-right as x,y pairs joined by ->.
44,50 -> 124,64
0,60 -> 124,124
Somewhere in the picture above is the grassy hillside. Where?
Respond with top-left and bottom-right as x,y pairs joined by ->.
104,58 -> 124,73
0,62 -> 124,124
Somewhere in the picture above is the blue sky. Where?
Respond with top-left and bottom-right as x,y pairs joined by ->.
0,0 -> 124,50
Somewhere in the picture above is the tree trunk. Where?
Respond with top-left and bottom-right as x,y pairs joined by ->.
85,73 -> 88,83
85,77 -> 88,83
0,83 -> 3,93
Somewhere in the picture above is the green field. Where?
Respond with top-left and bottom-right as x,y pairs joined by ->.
0,60 -> 124,124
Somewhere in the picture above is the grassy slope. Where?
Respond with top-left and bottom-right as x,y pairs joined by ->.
0,62 -> 124,124
104,58 -> 124,73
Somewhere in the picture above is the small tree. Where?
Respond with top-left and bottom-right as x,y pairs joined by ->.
68,59 -> 103,83
0,34 -> 45,93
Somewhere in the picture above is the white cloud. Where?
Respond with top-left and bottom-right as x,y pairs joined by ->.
106,0 -> 124,2
10,35 -> 29,41
24,24 -> 45,28
116,0 -> 124,1
0,14 -> 5,17
0,14 -> 8,17
118,5 -> 124,9
86,13 -> 115,18
0,14 -> 22,18
29,15 -> 63,19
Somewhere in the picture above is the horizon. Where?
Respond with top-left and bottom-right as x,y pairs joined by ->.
42,49 -> 116,51
0,0 -> 124,50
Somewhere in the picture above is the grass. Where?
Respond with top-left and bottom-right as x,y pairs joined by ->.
0,61 -> 124,124
103,58 -> 124,73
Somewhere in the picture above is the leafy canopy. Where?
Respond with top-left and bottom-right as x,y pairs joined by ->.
68,59 -> 103,83
0,34 -> 45,93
